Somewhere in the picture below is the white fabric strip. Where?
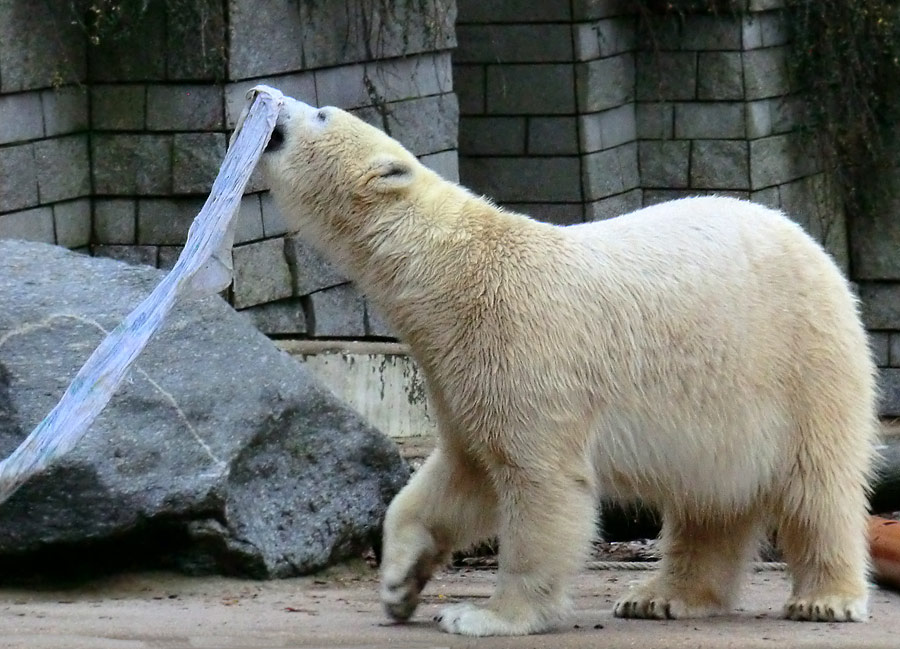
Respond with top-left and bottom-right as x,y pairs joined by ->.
0,86 -> 285,505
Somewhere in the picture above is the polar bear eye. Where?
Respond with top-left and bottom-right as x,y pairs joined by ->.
316,110 -> 327,122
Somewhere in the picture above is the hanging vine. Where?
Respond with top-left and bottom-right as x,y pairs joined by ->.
786,0 -> 900,218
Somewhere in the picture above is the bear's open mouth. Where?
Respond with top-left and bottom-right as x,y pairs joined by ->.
266,126 -> 285,152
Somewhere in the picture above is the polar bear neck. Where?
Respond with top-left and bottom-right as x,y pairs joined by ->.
341,184 -> 562,356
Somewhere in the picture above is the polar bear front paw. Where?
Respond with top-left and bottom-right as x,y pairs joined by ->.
435,602 -> 544,636
783,595 -> 867,622
381,568 -> 431,621
614,588 -> 722,620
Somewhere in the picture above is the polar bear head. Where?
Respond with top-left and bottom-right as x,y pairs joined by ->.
257,92 -> 441,274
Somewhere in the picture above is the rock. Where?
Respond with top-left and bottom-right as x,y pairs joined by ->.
0,240 -> 409,579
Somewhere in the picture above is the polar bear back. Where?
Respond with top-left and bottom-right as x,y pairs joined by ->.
494,196 -> 873,511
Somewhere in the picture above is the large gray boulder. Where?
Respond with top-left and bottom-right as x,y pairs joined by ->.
0,240 -> 409,578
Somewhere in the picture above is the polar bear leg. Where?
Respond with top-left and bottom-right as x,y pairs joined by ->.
436,467 -> 597,636
614,510 -> 761,620
380,447 -> 498,622
776,457 -> 870,622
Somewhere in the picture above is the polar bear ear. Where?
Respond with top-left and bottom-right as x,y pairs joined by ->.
365,154 -> 415,193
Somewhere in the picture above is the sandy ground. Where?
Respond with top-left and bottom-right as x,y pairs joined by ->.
1,563 -> 899,649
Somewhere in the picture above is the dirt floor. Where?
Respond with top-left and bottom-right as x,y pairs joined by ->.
1,562 -> 899,649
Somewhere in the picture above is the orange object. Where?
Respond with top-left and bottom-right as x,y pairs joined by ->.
870,516 -> 900,588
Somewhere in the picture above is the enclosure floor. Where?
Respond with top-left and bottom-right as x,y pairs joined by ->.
0,563 -> 898,648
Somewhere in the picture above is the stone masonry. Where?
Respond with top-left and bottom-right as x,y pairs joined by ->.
454,0 -> 900,413
0,0 -> 457,341
2,0 -> 900,414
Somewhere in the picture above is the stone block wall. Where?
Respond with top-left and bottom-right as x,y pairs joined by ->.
452,0 -> 898,412
0,1 -> 90,249
455,1 -> 845,261
0,0 -> 456,342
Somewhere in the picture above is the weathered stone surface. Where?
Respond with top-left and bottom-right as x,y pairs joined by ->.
172,133 -> 226,195
365,301 -> 396,338
0,0 -> 86,92
870,331 -> 890,367
353,94 -> 458,157
458,0 -> 570,22
0,207 -> 54,243
635,102 -> 674,140
849,168 -> 900,280
235,194 -> 265,244
582,143 -> 640,201
297,0 -> 456,71
859,283 -> 900,330
636,52 -> 696,101
94,199 -> 136,245
242,298 -> 309,336
232,238 -> 293,309
157,245 -> 184,270
697,52 -> 744,101
366,53 -> 454,105
749,132 -> 818,190
0,240 -> 408,577
225,73 -> 317,129
639,140 -> 690,188
166,0 -> 227,80
691,140 -> 750,190
0,92 -> 43,144
91,85 -> 146,131
52,199 -> 91,249
681,14 -> 742,51
309,285 -> 367,337
577,54 -> 635,112
230,0 -> 454,79
0,143 -> 37,212
743,46 -> 790,101
419,150 -> 460,183
531,117 -> 580,155
34,135 -> 91,203
571,0 -> 633,21
742,10 -> 789,49
456,24 -> 573,63
488,64 -> 575,115
93,244 -> 158,267
506,203 -> 584,225
227,0 -> 304,79
460,117 -> 526,155
284,236 -> 347,296
675,102 -> 745,140
878,368 -> 900,417
574,16 -> 636,61
890,334 -> 900,368
88,2 -> 167,82
41,86 -> 89,137
579,105 -> 636,153
146,85 -> 224,132
92,135 -> 173,195
585,188 -> 642,221
260,193 -> 291,238
778,173 -> 847,270
460,157 -> 582,203
453,64 -> 485,115
137,198 -> 205,246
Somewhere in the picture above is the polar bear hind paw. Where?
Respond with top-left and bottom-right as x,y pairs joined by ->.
435,602 -> 550,636
783,594 -> 867,622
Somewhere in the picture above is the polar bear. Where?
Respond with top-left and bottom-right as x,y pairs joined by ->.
254,89 -> 877,636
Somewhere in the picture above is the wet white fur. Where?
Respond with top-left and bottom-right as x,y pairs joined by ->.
260,95 -> 877,636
